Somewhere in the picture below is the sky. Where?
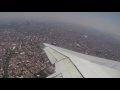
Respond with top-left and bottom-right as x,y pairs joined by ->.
0,12 -> 120,37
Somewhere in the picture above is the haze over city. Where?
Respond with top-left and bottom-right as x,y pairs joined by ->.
0,12 -> 120,38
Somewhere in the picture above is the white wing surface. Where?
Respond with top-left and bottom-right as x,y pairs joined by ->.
43,43 -> 120,78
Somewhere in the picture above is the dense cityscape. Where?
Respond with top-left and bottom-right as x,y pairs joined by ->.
0,19 -> 120,78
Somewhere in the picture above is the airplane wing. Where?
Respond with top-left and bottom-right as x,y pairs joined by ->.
42,43 -> 120,78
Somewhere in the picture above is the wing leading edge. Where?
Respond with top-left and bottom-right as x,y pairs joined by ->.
43,43 -> 120,78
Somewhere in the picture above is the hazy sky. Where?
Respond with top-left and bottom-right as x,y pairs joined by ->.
0,12 -> 120,37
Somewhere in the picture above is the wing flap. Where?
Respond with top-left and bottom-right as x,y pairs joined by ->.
43,48 -> 57,64
45,47 -> 68,62
55,58 -> 83,78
